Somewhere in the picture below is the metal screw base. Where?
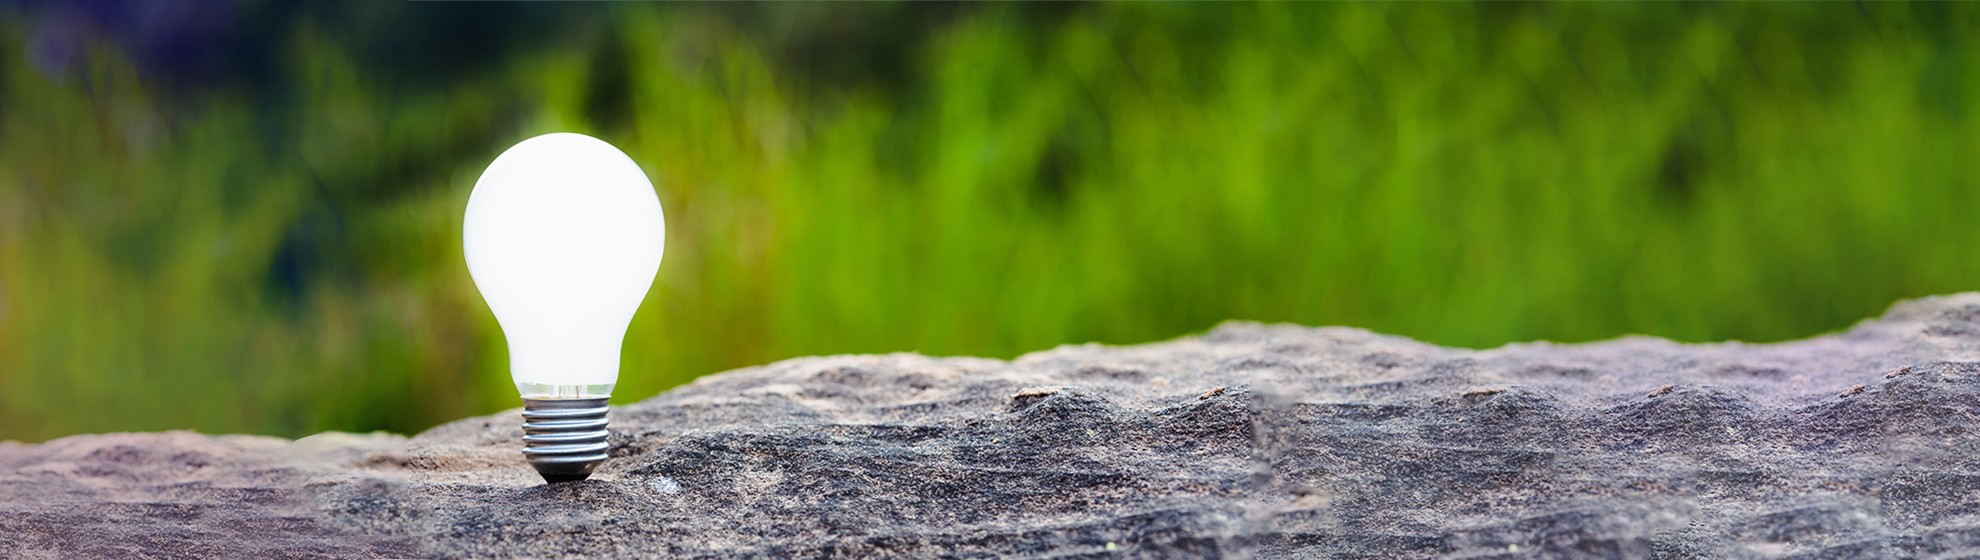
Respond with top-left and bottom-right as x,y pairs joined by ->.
521,397 -> 610,483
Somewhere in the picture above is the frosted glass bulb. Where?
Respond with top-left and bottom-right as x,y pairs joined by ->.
463,132 -> 665,483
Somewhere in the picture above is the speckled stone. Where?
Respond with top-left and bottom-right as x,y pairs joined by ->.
8,294 -> 1980,558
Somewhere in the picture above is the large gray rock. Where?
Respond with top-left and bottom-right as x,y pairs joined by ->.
8,294 -> 1980,558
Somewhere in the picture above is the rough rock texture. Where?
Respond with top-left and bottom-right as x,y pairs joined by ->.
10,294 -> 1980,558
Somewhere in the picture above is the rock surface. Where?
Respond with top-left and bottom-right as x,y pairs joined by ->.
10,294 -> 1980,558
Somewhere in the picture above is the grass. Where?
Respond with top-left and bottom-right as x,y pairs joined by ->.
3,2 -> 1979,441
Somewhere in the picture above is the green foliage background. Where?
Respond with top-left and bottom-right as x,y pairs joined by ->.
3,3 -> 1979,441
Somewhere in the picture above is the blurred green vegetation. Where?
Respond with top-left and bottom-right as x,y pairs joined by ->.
4,2 -> 1980,441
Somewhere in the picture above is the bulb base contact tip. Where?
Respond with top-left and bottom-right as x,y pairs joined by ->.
521,397 -> 611,483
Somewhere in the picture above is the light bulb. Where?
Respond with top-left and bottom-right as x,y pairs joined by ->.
463,132 -> 665,483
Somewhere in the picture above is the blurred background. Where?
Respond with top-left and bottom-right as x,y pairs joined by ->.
3,2 -> 1979,442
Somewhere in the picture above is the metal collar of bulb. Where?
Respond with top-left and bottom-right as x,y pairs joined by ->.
521,397 -> 611,483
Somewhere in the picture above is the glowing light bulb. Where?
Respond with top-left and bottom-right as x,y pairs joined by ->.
463,132 -> 665,483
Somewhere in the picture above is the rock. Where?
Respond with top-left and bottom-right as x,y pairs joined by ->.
9,294 -> 1980,558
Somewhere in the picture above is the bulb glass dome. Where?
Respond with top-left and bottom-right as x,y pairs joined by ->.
463,133 -> 664,397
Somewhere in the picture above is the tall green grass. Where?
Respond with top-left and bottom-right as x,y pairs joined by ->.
4,3 -> 1979,440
